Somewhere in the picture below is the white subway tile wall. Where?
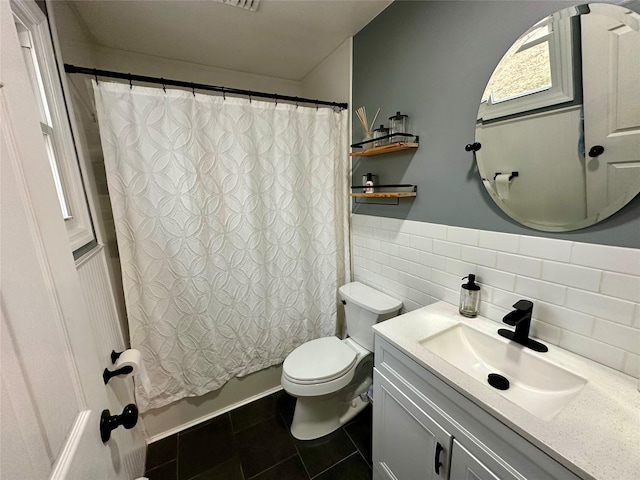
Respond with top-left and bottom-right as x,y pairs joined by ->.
351,214 -> 640,377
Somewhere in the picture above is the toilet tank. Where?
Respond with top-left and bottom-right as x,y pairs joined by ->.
338,282 -> 402,352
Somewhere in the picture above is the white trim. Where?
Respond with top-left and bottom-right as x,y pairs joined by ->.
49,410 -> 92,480
145,386 -> 284,443
478,12 -> 576,122
74,242 -> 104,269
477,103 -> 581,133
11,0 -> 94,251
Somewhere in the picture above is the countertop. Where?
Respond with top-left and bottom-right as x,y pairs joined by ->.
372,301 -> 640,480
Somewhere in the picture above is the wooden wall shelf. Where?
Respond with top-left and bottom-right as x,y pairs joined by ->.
349,134 -> 419,205
350,192 -> 417,198
350,185 -> 417,205
350,142 -> 419,157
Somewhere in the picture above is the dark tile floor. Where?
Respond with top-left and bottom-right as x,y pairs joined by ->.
144,390 -> 373,480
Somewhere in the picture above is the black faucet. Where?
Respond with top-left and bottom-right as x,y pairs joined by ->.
498,300 -> 548,352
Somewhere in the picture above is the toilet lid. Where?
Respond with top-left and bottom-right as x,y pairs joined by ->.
284,337 -> 357,383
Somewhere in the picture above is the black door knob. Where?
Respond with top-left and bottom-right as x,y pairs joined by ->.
100,404 -> 139,442
588,145 -> 605,157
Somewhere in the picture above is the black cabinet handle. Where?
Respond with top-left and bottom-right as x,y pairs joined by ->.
588,145 -> 605,157
434,442 -> 444,475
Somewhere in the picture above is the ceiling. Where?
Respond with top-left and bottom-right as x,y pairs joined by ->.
68,0 -> 393,81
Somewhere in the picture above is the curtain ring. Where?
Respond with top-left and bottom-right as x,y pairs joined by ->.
93,68 -> 99,85
295,99 -> 299,109
316,101 -> 319,111
161,79 -> 166,93
222,87 -> 226,100
128,73 -> 132,90
191,83 -> 196,97
249,94 -> 252,104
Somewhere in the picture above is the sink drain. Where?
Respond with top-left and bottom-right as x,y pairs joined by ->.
488,373 -> 510,390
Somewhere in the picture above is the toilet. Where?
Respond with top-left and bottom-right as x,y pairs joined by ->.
281,282 -> 402,440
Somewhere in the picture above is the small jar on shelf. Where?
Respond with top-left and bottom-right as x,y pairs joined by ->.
373,125 -> 389,147
389,112 -> 409,139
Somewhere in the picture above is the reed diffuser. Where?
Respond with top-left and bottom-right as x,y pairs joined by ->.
355,106 -> 380,143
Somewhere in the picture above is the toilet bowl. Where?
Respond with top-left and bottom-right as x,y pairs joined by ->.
281,282 -> 402,440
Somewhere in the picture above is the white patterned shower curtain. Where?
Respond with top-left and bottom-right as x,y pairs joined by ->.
93,81 -> 350,411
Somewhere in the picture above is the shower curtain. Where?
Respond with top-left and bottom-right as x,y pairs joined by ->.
93,81 -> 350,411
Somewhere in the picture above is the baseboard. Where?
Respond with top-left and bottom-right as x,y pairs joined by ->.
145,385 -> 284,444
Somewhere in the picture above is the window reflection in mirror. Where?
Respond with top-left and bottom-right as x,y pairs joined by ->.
482,19 -> 552,104
478,11 -> 578,122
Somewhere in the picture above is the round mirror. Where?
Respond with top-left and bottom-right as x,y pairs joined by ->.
475,3 -> 640,232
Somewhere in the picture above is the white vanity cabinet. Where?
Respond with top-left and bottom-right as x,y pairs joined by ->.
374,369 -> 452,480
372,336 -> 582,480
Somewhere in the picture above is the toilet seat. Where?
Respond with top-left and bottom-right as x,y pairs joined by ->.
282,337 -> 366,397
283,337 -> 357,384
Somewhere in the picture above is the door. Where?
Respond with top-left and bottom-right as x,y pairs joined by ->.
373,370 -> 452,480
0,1 -> 141,477
582,4 -> 640,216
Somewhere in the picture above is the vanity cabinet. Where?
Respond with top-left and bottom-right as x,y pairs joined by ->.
374,370 -> 452,480
373,337 -> 582,480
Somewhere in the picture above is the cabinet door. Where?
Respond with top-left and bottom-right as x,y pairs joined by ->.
450,440 -> 522,480
373,370 -> 452,480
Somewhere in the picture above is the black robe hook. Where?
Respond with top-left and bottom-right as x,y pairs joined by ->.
465,142 -> 481,152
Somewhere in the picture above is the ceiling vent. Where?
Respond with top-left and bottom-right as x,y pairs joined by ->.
215,0 -> 260,12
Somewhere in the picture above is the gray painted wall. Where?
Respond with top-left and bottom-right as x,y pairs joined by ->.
352,0 -> 640,248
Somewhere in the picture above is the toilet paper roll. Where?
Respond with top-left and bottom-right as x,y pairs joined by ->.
494,173 -> 512,200
115,349 -> 152,396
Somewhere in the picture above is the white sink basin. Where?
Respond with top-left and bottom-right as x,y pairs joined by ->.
419,324 -> 587,421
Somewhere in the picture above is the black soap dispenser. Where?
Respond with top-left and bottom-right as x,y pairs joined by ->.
459,274 -> 480,317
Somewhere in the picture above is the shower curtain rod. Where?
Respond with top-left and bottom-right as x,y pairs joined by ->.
64,64 -> 348,110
